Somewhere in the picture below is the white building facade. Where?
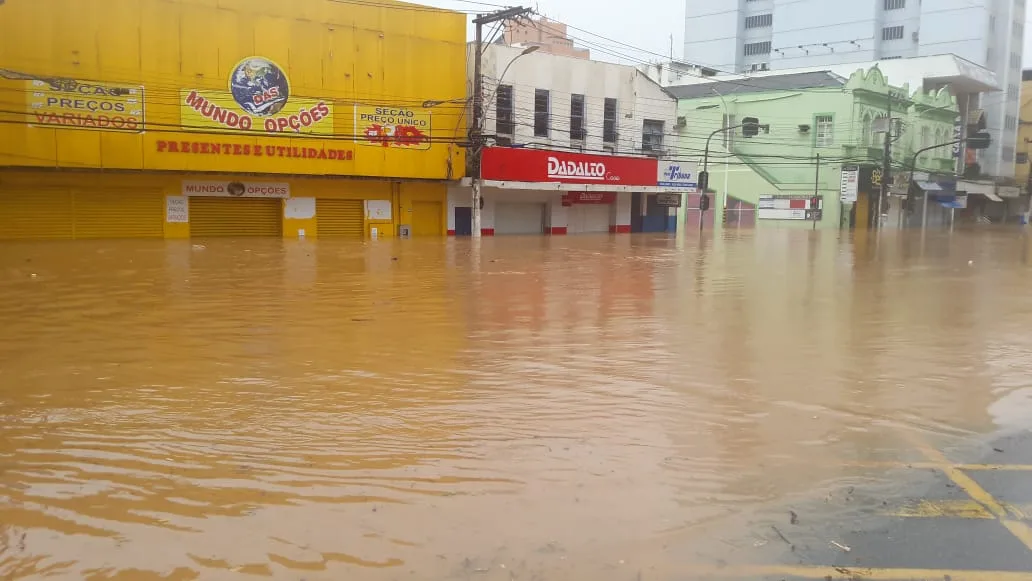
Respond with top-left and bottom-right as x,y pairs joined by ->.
448,44 -> 687,237
683,0 -> 1024,177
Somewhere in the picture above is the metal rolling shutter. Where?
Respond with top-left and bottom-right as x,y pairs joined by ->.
0,189 -> 74,240
189,197 -> 282,237
317,199 -> 364,238
74,190 -> 164,239
495,203 -> 545,234
567,204 -> 611,234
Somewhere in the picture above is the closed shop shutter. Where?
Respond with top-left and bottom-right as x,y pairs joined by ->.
567,204 -> 611,234
190,197 -> 282,237
317,199 -> 364,238
74,190 -> 164,239
495,203 -> 545,235
0,189 -> 74,240
412,201 -> 442,236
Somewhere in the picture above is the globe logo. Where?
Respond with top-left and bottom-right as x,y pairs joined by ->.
229,57 -> 290,117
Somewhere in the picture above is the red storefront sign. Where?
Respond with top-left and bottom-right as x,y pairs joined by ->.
480,147 -> 659,186
562,192 -> 617,205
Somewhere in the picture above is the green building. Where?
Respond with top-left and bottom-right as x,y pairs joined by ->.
667,67 -> 958,230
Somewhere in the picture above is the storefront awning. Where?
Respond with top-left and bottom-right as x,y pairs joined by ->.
981,191 -> 1004,202
916,181 -> 943,191
956,180 -> 995,195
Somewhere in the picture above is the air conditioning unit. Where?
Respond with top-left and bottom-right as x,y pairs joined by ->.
675,116 -> 687,129
912,31 -> 919,41
798,124 -> 811,133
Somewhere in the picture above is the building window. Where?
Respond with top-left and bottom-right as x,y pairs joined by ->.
1005,114 -> 1018,130
1018,152 -> 1029,165
990,15 -> 996,31
570,94 -> 586,141
882,25 -> 904,40
743,41 -> 771,56
1012,53 -> 1022,69
534,89 -> 549,138
1015,21 -> 1024,37
744,14 -> 773,28
1003,145 -> 1015,162
642,120 -> 664,152
495,85 -> 514,138
814,115 -> 834,146
884,0 -> 905,10
603,98 -> 618,144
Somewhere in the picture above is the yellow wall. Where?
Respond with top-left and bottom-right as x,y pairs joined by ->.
0,0 -> 467,180
0,170 -> 446,238
1019,78 -> 1032,188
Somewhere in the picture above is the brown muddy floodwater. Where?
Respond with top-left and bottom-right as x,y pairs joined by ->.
2,230 -> 1032,580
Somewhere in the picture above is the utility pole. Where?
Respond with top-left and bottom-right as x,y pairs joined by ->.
813,153 -> 820,231
877,97 -> 891,229
470,7 -> 532,239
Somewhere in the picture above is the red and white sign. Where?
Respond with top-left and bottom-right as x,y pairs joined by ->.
481,147 -> 659,186
562,192 -> 617,205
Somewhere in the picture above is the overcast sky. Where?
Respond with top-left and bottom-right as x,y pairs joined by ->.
423,0 -> 1032,71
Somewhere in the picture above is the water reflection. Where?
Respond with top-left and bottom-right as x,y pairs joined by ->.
1,231 -> 1032,579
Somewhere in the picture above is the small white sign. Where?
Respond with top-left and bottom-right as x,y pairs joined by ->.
285,197 -> 315,219
657,160 -> 698,191
182,180 -> 290,198
365,199 -> 392,220
840,166 -> 859,203
166,196 -> 189,223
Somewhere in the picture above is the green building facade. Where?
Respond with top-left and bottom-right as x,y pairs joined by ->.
669,67 -> 958,230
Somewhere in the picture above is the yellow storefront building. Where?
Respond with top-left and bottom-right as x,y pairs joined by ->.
0,0 -> 466,239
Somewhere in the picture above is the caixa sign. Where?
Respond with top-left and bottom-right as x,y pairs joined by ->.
657,160 -> 698,191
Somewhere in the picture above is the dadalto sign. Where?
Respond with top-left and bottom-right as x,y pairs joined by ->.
480,147 -> 659,186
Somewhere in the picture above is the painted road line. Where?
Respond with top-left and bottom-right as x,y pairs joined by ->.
910,436 -> 1032,551
683,564 -> 1032,580
848,461 -> 1032,472
883,499 -> 1032,519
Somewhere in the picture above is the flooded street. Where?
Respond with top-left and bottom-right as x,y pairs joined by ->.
3,231 -> 1032,580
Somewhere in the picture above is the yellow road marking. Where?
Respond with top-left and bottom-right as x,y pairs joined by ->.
848,460 -> 1032,472
909,435 -> 1032,551
885,499 -> 1032,520
685,564 -> 1032,580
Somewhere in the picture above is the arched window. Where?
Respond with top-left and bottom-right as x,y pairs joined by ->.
862,113 -> 872,147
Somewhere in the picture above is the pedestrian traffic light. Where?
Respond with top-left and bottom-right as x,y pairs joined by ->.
967,132 -> 992,150
742,117 -> 760,138
699,193 -> 710,212
810,196 -> 820,209
698,171 -> 709,191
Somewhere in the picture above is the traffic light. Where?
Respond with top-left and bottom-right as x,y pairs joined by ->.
967,132 -> 992,150
742,117 -> 760,138
699,193 -> 710,212
810,196 -> 820,210
698,171 -> 709,192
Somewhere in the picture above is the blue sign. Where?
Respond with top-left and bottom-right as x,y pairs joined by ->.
657,160 -> 698,189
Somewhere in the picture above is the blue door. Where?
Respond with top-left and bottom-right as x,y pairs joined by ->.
641,195 -> 668,232
454,206 -> 472,236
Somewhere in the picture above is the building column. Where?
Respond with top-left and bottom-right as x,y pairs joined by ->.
549,194 -> 568,234
610,191 -> 631,233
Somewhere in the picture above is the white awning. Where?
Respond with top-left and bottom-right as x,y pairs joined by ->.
999,186 -> 1022,198
982,192 -> 1004,202
916,181 -> 943,191
956,180 -> 995,195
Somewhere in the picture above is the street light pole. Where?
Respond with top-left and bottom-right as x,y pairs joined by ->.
701,121 -> 749,231
470,7 -> 532,239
